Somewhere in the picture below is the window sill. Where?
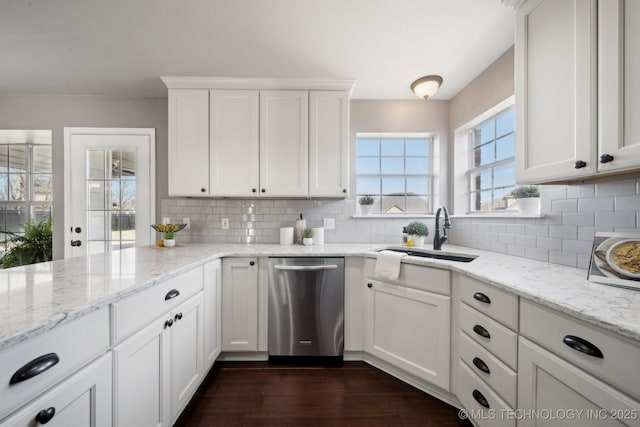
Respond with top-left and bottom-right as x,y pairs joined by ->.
451,212 -> 546,219
352,214 -> 435,219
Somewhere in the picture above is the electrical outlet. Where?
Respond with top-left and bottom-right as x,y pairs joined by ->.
162,217 -> 170,225
221,218 -> 229,229
182,217 -> 190,230
323,218 -> 335,230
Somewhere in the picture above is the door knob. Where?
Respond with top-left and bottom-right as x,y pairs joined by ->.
70,240 -> 82,247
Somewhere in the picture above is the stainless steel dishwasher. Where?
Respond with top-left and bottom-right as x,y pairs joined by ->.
268,257 -> 344,359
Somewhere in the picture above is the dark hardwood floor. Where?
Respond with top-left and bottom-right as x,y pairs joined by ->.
175,361 -> 472,426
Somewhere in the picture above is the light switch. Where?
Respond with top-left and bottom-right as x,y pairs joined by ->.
221,218 -> 229,229
183,217 -> 190,230
323,218 -> 335,230
162,217 -> 170,224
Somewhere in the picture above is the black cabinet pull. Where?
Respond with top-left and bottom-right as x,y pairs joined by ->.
10,353 -> 60,385
473,357 -> 491,374
164,289 -> 180,301
74,227 -> 82,233
164,319 -> 174,328
35,407 -> 56,424
600,154 -> 614,164
174,312 -> 183,321
200,188 -> 206,193
342,189 -> 347,193
473,324 -> 491,339
574,160 -> 587,169
472,389 -> 490,409
252,188 -> 257,193
261,188 -> 266,193
249,261 -> 255,266
473,292 -> 491,304
367,283 -> 373,288
562,335 -> 603,358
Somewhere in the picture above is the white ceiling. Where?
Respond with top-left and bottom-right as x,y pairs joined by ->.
0,0 -> 514,100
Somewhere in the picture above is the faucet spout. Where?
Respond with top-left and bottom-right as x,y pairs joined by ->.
433,206 -> 452,251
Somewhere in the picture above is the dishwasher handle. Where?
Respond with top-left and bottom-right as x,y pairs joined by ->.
274,264 -> 338,271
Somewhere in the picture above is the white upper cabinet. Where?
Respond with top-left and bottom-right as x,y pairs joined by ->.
209,90 -> 260,196
598,0 -> 640,172
168,89 -> 210,196
309,91 -> 349,197
515,0 -> 597,184
259,90 -> 309,197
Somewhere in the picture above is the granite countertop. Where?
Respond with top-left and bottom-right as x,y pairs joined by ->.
1,242 -> 640,351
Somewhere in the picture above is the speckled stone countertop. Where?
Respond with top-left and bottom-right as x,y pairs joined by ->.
1,243 -> 640,351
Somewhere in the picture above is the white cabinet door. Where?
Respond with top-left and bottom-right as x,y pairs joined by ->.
203,259 -> 222,370
113,314 -> 170,427
259,90 -> 308,197
209,90 -> 260,196
0,353 -> 112,427
516,0 -> 597,183
309,91 -> 349,197
222,258 -> 259,352
518,337 -> 640,427
364,280 -> 450,390
599,0 -> 640,173
168,89 -> 210,196
169,293 -> 204,422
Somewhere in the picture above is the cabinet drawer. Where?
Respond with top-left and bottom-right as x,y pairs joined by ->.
364,258 -> 450,295
520,299 -> 640,402
458,331 -> 517,407
456,274 -> 518,329
0,308 -> 109,420
457,360 -> 515,427
459,302 -> 518,369
112,266 -> 203,344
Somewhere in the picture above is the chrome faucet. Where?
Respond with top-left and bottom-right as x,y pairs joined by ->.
433,206 -> 452,250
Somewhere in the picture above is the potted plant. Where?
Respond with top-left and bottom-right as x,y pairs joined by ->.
303,228 -> 313,246
0,218 -> 52,268
405,221 -> 429,247
163,231 -> 176,247
358,195 -> 375,215
151,223 -> 187,247
511,186 -> 541,215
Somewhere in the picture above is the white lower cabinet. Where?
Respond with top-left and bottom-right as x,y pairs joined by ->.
0,353 -> 112,427
203,259 -> 222,369
113,292 -> 204,427
364,279 -> 450,390
222,258 -> 259,352
518,337 -> 640,427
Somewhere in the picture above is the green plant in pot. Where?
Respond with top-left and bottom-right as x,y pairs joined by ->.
405,221 -> 429,247
303,228 -> 313,246
163,231 -> 176,247
0,218 -> 53,269
511,185 -> 541,215
358,195 -> 374,215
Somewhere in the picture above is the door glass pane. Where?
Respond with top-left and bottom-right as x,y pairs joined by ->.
87,211 -> 107,241
88,181 -> 107,210
88,150 -> 107,179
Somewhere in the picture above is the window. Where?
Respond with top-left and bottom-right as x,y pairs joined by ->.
468,107 -> 516,211
0,130 -> 53,253
356,134 -> 434,214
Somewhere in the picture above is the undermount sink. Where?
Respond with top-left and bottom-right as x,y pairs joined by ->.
379,248 -> 477,263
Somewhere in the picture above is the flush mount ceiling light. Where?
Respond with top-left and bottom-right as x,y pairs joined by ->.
410,75 -> 443,99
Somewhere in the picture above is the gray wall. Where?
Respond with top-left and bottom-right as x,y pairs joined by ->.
0,95 -> 168,259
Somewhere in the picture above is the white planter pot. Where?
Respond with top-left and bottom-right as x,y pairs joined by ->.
517,198 -> 541,215
409,235 -> 425,247
303,238 -> 313,246
163,239 -> 176,247
360,204 -> 373,215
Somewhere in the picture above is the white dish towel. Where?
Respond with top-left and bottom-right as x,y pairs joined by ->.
375,250 -> 406,280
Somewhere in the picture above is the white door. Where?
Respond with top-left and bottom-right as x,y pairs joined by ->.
64,128 -> 155,258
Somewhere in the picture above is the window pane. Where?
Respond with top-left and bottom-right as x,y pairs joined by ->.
381,196 -> 405,213
494,161 -> 515,189
406,196 -> 429,212
470,169 -> 492,191
406,157 -> 429,174
33,146 -> 52,173
493,187 -> 516,210
0,146 -> 8,173
6,204 -> 26,232
496,109 -> 515,137
356,157 -> 379,174
406,139 -> 430,156
356,138 -> 379,156
496,134 -> 515,161
31,204 -> 52,223
9,146 -> 26,173
120,150 -> 136,177
381,139 -> 404,156
406,177 -> 429,195
474,142 -> 495,167
9,174 -> 26,201
382,177 -> 404,195
120,180 -> 136,211
33,175 -> 52,201
88,181 -> 107,210
475,122 -> 495,146
381,157 -> 404,174
88,211 -> 108,240
88,150 -> 107,180
0,175 -> 8,200
356,177 -> 379,195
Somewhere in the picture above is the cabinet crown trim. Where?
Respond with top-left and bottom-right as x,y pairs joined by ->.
161,77 -> 355,94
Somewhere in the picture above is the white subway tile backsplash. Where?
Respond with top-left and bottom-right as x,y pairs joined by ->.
525,247 -> 548,262
525,224 -> 548,237
562,212 -> 595,227
562,239 -> 593,255
549,251 -> 577,267
549,225 -> 577,239
537,237 -> 562,251
595,179 -> 637,197
615,195 -> 640,211
566,183 -> 595,199
577,197 -> 614,212
551,199 -> 577,213
595,211 -> 637,228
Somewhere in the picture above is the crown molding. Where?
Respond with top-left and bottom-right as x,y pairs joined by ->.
160,77 -> 356,95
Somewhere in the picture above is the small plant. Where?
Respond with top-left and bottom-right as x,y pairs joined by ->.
303,228 -> 313,238
405,221 -> 429,237
358,195 -> 374,205
511,186 -> 540,198
164,231 -> 175,240
0,218 -> 53,269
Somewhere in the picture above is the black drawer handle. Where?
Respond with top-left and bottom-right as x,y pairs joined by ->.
174,312 -> 183,321
367,283 -> 373,288
165,289 -> 180,301
563,335 -> 603,358
10,353 -> 60,385
164,319 -> 174,329
472,389 -> 490,409
473,324 -> 491,339
473,292 -> 491,304
472,357 -> 490,374
35,407 -> 56,424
